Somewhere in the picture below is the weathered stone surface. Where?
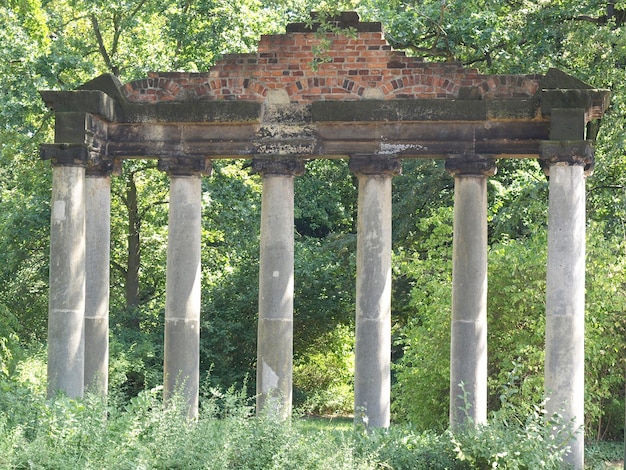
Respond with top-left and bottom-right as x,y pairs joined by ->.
40,143 -> 89,166
353,170 -> 394,428
40,90 -> 118,120
311,100 -> 488,122
540,68 -> 593,90
541,90 -> 608,119
122,101 -> 263,123
256,172 -> 297,419
158,156 -> 212,176
549,108 -> 586,141
539,141 -> 594,175
47,165 -> 86,399
445,155 -> 497,176
163,176 -> 202,417
85,156 -> 117,177
251,157 -> 305,176
447,165 -> 491,429
544,164 -> 586,469
349,155 -> 401,176
53,112 -> 92,144
84,175 -> 111,394
486,98 -> 540,119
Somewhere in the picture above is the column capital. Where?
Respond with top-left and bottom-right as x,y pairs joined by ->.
40,143 -> 89,167
349,155 -> 402,177
539,141 -> 594,176
445,155 -> 497,177
251,157 -> 305,176
158,157 -> 212,177
86,156 -> 120,177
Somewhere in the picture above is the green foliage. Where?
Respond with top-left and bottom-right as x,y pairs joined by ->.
355,426 -> 463,469
445,374 -> 570,469
0,378 -> 375,469
198,160 -> 262,391
449,405 -> 570,469
392,206 -> 453,430
394,204 -> 626,441
165,0 -> 306,71
0,367 -> 582,469
108,329 -> 163,398
293,324 -> 354,415
584,222 -> 626,441
0,304 -> 22,377
0,5 -> 54,342
584,440 -> 625,469
486,233 -> 548,416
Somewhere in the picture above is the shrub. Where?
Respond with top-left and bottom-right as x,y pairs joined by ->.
293,324 -> 355,416
447,379 -> 572,469
0,370 -> 587,469
584,440 -> 624,469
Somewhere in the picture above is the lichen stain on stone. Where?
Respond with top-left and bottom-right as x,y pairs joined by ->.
378,142 -> 427,155
52,200 -> 66,221
261,359 -> 279,392
255,142 -> 315,155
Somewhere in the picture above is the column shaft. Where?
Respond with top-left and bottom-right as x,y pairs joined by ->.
256,173 -> 296,418
545,164 -> 586,467
447,156 -> 495,429
351,156 -> 400,428
163,175 -> 202,417
47,165 -> 86,398
84,174 -> 111,394
354,175 -> 392,427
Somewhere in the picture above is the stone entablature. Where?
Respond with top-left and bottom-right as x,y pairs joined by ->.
39,13 -> 610,165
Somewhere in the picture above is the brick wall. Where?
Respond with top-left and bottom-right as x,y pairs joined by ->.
124,16 -> 541,103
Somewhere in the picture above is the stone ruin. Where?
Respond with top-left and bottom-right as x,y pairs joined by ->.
40,12 -> 609,468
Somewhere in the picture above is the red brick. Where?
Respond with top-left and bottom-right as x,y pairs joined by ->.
124,21 -> 542,103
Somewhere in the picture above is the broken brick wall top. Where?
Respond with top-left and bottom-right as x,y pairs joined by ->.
123,13 -> 541,103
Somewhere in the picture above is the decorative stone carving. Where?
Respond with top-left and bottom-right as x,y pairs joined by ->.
539,141 -> 595,176
445,155 -> 497,177
251,157 -> 305,176
158,157 -> 212,177
349,155 -> 402,176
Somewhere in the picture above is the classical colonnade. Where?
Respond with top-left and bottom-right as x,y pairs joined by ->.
45,142 -> 590,462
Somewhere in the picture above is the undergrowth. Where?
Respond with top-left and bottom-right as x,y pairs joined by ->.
0,375 -> 587,470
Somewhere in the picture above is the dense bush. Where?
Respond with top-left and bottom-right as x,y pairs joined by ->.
393,216 -> 626,441
293,324 -> 355,416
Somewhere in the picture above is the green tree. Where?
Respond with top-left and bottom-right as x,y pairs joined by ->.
382,0 -> 626,439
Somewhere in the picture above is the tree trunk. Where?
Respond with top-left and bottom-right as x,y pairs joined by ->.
126,173 -> 141,325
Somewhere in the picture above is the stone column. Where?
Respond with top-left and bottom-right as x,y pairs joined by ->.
349,155 -> 401,428
84,159 -> 115,394
252,157 -> 305,419
540,142 -> 592,470
445,155 -> 497,429
43,146 -> 88,398
160,157 -> 211,418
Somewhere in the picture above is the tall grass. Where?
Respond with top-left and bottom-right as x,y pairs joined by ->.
0,378 -> 580,469
0,357 -> 613,469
